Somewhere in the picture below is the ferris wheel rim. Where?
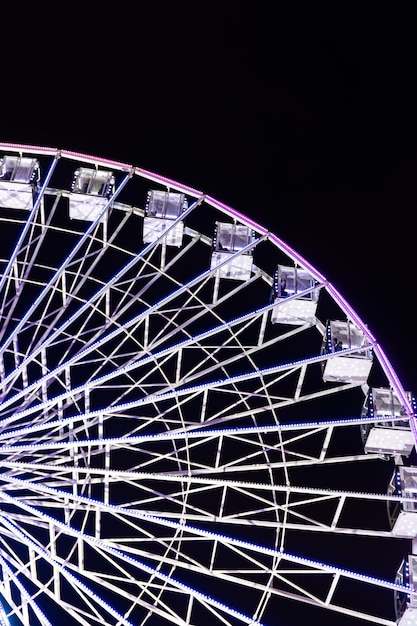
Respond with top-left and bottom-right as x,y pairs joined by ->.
0,140 -> 415,625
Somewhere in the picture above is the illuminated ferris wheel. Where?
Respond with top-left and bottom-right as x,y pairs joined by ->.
0,141 -> 416,626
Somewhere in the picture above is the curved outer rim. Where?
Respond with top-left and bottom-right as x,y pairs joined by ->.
0,139 -> 414,435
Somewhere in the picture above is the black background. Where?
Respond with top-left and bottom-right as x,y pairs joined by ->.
4,4 -> 414,388
1,4 -> 416,624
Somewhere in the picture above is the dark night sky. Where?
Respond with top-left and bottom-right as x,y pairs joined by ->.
1,4 -> 417,624
3,4 -> 415,387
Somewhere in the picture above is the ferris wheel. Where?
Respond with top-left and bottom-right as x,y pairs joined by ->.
0,141 -> 416,626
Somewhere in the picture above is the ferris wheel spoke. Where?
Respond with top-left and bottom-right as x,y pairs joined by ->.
0,492 -> 266,626
0,354 -> 349,435
0,513 -> 136,626
0,553 -> 54,626
0,461 -> 401,545
1,486 -> 405,625
0,201 -> 222,400
0,155 -> 59,298
0,287 -> 282,418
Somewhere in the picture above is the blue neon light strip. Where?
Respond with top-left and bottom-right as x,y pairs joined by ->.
0,492 -> 263,626
0,413 -> 401,451
0,476 -> 411,597
0,342 -> 375,433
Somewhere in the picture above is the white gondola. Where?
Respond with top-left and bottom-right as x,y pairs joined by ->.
362,387 -> 416,456
69,167 -> 115,223
271,264 -> 319,325
210,221 -> 255,280
143,189 -> 187,246
0,155 -> 39,210
322,319 -> 373,384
